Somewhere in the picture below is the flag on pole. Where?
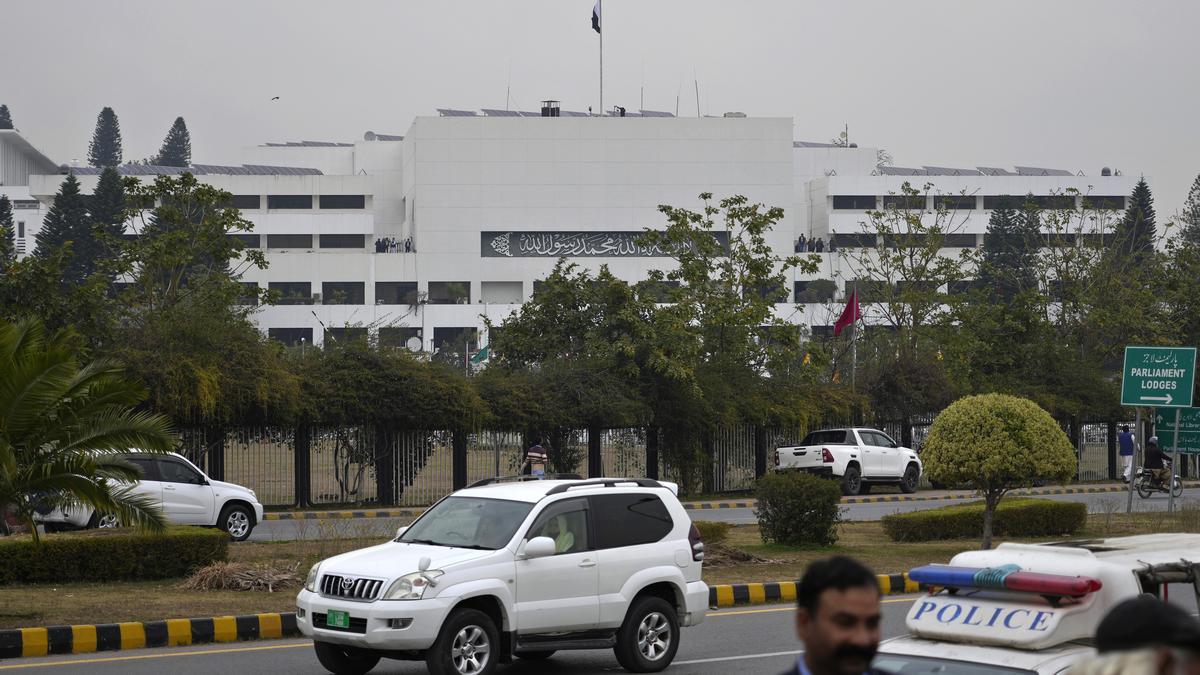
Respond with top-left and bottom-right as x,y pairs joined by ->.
470,345 -> 490,365
591,0 -> 601,33
833,289 -> 862,337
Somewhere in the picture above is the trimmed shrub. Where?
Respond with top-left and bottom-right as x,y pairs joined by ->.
881,498 -> 1086,542
692,520 -> 732,546
754,470 -> 843,546
0,526 -> 228,584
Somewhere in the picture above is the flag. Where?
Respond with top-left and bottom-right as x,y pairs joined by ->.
833,289 -> 862,337
470,345 -> 490,365
591,0 -> 601,33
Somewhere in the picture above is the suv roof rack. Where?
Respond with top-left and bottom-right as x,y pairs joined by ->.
466,474 -> 584,488
544,478 -> 663,496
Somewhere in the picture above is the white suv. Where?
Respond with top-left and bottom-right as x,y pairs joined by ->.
33,451 -> 265,541
296,477 -> 708,675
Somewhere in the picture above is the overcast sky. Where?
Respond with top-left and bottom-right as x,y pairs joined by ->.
4,1 -> 1198,214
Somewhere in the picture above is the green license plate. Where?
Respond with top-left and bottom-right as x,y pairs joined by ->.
326,609 -> 350,629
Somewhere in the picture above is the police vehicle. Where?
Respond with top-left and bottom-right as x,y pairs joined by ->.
875,534 -> 1200,674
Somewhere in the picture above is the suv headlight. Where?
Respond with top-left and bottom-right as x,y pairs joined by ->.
383,571 -> 444,600
304,563 -> 321,592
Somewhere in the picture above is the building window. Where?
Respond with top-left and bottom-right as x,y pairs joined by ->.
433,327 -> 478,356
883,234 -> 930,249
322,282 -> 365,305
794,279 -> 837,303
319,195 -> 366,209
896,280 -> 941,294
832,233 -> 877,248
428,281 -> 471,305
268,327 -> 313,347
810,325 -> 834,340
748,281 -> 788,302
845,279 -> 890,302
236,282 -> 259,306
882,195 -> 926,210
635,280 -> 680,303
935,195 -> 976,211
267,195 -> 313,210
266,234 -> 313,249
1084,196 -> 1125,210
985,195 -> 1075,210
325,327 -> 368,343
220,195 -> 261,210
17,221 -> 25,238
832,195 -> 877,210
269,282 -> 313,305
379,326 -> 421,349
229,233 -> 260,248
1043,233 -> 1077,247
319,234 -> 366,249
376,282 -> 418,305
941,233 -> 978,248
480,281 -> 523,304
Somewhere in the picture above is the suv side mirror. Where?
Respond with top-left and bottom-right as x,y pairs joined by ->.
521,536 -> 556,560
396,525 -> 409,538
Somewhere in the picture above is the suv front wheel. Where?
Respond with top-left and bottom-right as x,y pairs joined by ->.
219,504 -> 254,541
313,641 -> 380,675
614,596 -> 680,673
426,608 -> 498,675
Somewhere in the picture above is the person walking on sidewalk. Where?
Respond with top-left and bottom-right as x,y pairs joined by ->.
522,438 -> 549,478
1118,425 -> 1136,483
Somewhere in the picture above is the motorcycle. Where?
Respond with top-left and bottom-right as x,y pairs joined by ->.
1134,460 -> 1184,499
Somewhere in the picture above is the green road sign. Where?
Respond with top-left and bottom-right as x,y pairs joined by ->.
1121,346 -> 1197,408
1155,408 -> 1200,454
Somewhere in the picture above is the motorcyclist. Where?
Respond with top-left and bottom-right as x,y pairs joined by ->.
1143,436 -> 1170,487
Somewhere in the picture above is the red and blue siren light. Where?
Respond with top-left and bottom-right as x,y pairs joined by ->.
909,564 -> 1102,598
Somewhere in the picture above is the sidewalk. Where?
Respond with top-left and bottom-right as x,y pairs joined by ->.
262,480 -> 1193,521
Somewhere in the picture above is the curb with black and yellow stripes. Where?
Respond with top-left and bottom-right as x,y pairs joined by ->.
708,573 -> 925,609
0,612 -> 298,660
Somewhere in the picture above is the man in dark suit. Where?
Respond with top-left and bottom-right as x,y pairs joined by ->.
783,556 -> 891,675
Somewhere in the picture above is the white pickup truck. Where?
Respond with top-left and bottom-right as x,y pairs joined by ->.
774,427 -> 922,496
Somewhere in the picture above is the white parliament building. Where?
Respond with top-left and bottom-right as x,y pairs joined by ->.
0,105 -> 1138,353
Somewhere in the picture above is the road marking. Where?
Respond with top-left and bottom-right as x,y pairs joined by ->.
673,649 -> 803,665
709,595 -> 917,618
0,642 -> 308,670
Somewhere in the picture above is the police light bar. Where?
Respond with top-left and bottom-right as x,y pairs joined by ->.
909,565 -> 1102,598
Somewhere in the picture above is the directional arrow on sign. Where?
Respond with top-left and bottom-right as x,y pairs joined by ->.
1141,394 -> 1174,405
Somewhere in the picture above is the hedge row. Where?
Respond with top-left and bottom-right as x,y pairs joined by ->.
881,498 -> 1087,542
0,526 -> 228,584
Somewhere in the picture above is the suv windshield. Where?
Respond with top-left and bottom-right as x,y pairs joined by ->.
398,496 -> 533,550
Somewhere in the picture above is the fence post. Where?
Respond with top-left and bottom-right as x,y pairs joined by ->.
646,426 -> 659,480
205,424 -> 225,481
754,426 -> 768,479
702,430 -> 716,493
452,429 -> 468,491
1106,421 -> 1117,481
588,427 -> 603,477
375,425 -> 395,507
295,425 -> 311,508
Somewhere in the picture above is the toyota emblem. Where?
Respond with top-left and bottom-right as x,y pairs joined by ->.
341,577 -> 356,590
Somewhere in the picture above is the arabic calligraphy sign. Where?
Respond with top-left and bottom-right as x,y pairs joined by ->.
480,231 -> 730,258
1121,346 -> 1196,408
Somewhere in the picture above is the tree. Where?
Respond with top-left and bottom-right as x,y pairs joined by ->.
34,174 -> 98,285
1179,173 -> 1200,247
921,394 -> 1076,549
0,195 -> 14,270
87,107 -> 123,168
155,117 -> 192,167
0,105 -> 13,130
978,198 -> 1038,300
0,317 -> 175,543
1115,178 -> 1156,259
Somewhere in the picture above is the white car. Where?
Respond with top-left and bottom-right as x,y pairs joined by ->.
876,533 -> 1200,673
296,476 -> 708,675
34,451 -> 265,541
774,427 -> 922,495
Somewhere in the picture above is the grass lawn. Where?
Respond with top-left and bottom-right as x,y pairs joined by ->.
1,505 -> 1197,629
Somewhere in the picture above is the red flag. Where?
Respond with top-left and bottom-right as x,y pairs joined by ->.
833,289 -> 862,337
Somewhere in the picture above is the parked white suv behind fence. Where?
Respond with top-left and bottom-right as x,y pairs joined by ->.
33,451 -> 265,541
296,477 -> 708,675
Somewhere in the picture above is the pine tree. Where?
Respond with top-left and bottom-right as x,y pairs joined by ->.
35,174 -> 94,284
1116,178 -> 1156,257
0,195 -> 15,269
1179,173 -> 1200,247
87,107 -> 123,168
88,166 -> 128,266
979,197 -> 1037,299
155,117 -> 192,167
0,105 -> 13,130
